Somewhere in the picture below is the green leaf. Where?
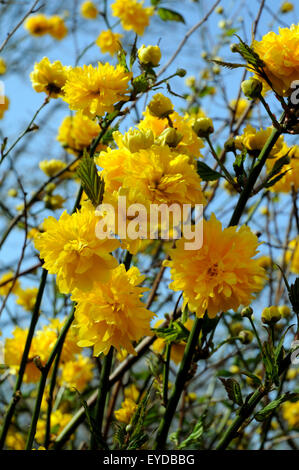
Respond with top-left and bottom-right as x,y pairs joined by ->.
196,161 -> 222,181
220,377 -> 243,406
76,155 -> 105,207
264,169 -> 290,189
130,35 -> 138,70
178,417 -> 204,449
239,370 -> 262,386
125,386 -> 151,450
152,321 -> 190,344
234,34 -> 265,69
289,278 -> 299,314
117,46 -> 129,71
209,59 -> 246,70
157,7 -> 185,23
74,389 -> 109,450
255,393 -> 299,421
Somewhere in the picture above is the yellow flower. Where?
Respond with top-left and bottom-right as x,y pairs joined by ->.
72,264 -> 155,356
24,14 -> 50,36
96,30 -> 123,56
124,384 -> 140,402
0,96 -> 9,119
0,57 -> 6,75
4,327 -> 41,383
57,112 -> 104,155
60,355 -> 94,392
114,398 -> 137,424
47,16 -> 68,40
287,368 -> 297,380
280,2 -> 294,13
80,1 -> 98,19
138,108 -> 204,160
98,144 -> 205,254
138,45 -> 161,66
30,57 -> 68,98
34,200 -> 119,294
286,238 -> 299,273
164,214 -> 266,318
36,409 -> 73,444
35,318 -> 80,364
114,127 -> 155,153
39,159 -> 66,177
0,271 -> 20,296
116,348 -> 128,362
229,98 -> 251,119
6,430 -> 25,450
252,24 -> 299,96
111,0 -> 154,36
235,125 -> 285,157
152,318 -> 194,364
282,401 -> 299,429
62,63 -> 132,118
16,287 -> 38,311
266,144 -> 299,193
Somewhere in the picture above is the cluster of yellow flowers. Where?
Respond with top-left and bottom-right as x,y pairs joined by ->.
4,319 -> 80,383
24,14 -> 67,40
252,24 -> 299,96
111,0 -> 154,36
235,125 -> 299,193
282,401 -> 299,429
34,201 -> 154,356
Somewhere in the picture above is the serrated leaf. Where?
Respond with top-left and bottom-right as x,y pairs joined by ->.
77,156 -> 105,207
178,417 -> 204,449
210,59 -> 246,70
196,161 -> 222,181
157,7 -> 185,23
75,389 -> 109,450
152,321 -> 190,344
255,393 -> 299,422
130,35 -> 138,70
234,34 -> 265,69
117,47 -> 129,71
220,377 -> 243,406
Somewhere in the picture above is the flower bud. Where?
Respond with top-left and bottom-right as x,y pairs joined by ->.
192,117 -> 214,137
241,306 -> 253,319
230,43 -> 239,53
224,137 -> 236,152
261,306 -> 281,324
230,322 -> 243,336
238,329 -> 254,344
122,128 -> 154,153
278,305 -> 291,319
7,188 -> 18,197
45,182 -> 56,194
138,45 -> 161,67
176,68 -> 187,77
148,93 -> 173,119
229,365 -> 240,374
155,127 -> 182,148
241,78 -> 262,99
216,6 -> 224,14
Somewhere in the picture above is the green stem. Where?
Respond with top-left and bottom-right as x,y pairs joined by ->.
0,268 -> 48,449
229,122 -> 283,227
90,347 -> 114,449
154,317 -> 203,449
162,342 -> 171,407
44,345 -> 63,449
215,387 -> 267,450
